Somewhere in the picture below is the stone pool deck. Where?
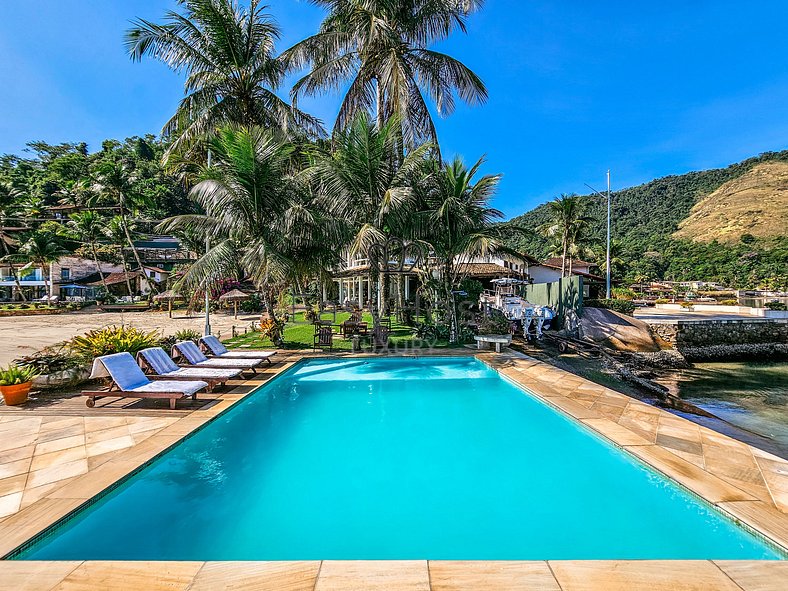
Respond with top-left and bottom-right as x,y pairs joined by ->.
0,348 -> 787,590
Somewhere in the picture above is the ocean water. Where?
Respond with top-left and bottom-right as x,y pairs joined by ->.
17,357 -> 782,560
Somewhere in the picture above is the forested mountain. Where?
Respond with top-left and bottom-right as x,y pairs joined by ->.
505,151 -> 788,290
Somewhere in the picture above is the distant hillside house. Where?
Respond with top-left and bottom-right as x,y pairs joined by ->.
0,256 -> 125,301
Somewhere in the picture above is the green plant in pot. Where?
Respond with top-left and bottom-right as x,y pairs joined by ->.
0,364 -> 39,406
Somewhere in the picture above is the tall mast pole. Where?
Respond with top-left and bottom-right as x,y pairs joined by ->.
204,149 -> 212,336
606,169 -> 611,300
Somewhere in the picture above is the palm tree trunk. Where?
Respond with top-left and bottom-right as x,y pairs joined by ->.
0,240 -> 27,301
444,259 -> 458,342
561,239 -> 568,277
118,195 -> 147,294
91,243 -> 109,292
376,80 -> 384,130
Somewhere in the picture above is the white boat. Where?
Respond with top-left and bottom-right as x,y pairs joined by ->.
480,278 -> 555,338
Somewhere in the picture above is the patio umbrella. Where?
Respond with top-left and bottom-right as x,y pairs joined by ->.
154,289 -> 185,318
219,289 -> 249,319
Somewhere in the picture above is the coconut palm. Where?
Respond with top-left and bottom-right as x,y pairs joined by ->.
417,155 -> 512,340
305,113 -> 430,333
105,216 -> 137,296
0,182 -> 27,301
159,125 -> 341,319
125,0 -> 324,156
18,231 -> 69,300
538,194 -> 594,277
92,160 -> 148,286
283,0 -> 487,149
68,211 -> 110,292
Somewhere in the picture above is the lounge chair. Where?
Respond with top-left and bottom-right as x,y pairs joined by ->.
137,347 -> 242,392
82,352 -> 208,410
172,340 -> 262,374
198,335 -> 275,363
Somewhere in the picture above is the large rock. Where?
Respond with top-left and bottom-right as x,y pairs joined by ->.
580,307 -> 662,352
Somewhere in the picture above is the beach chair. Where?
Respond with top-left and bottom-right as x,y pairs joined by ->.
137,347 -> 242,392
198,335 -> 275,363
172,340 -> 262,374
82,352 -> 208,410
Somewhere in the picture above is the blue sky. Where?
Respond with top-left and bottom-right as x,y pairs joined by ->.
2,1 -> 788,218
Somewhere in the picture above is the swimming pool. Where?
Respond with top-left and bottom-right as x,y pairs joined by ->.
15,357 -> 784,560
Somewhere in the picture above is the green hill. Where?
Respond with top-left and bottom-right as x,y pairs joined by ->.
505,151 -> 788,290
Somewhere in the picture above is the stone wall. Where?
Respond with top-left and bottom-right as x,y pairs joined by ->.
646,319 -> 788,361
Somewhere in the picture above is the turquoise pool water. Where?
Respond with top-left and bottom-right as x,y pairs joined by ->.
16,357 -> 783,560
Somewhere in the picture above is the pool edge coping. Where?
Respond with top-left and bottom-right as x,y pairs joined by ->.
0,348 -> 785,577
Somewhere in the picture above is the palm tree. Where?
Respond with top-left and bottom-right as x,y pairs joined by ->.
0,181 -> 26,301
105,216 -> 137,296
18,231 -> 69,300
538,194 -> 593,277
417,155 -> 510,340
92,160 -> 148,287
306,113 -> 429,333
159,125 -> 340,319
125,0 -> 323,156
68,211 -> 110,292
283,0 -> 487,150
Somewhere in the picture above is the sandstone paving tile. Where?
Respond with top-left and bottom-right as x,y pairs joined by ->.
714,560 -> 788,591
52,561 -> 204,591
0,416 -> 41,435
0,429 -> 38,453
581,418 -> 653,447
752,453 -> 788,513
125,416 -> 177,435
84,424 -> 132,445
624,444 -> 755,504
428,561 -> 561,591
85,434 -> 135,458
29,444 -> 87,473
541,395 -> 605,420
0,561 -> 83,591
83,416 -> 131,432
0,491 -> 22,518
33,434 -> 85,457
589,401 -> 626,421
0,473 -> 26,497
655,433 -> 704,458
315,560 -> 430,591
548,560 -> 742,591
189,561 -> 321,591
20,479 -> 74,509
0,456 -> 33,480
35,424 -> 84,445
717,500 -> 788,550
0,497 -> 84,541
26,457 -> 88,489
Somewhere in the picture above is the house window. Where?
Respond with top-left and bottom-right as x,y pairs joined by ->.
60,268 -> 70,280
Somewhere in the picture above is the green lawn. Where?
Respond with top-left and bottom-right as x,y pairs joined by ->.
223,310 -> 458,352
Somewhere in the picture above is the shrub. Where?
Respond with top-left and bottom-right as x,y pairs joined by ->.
68,325 -> 161,361
611,287 -> 637,301
477,309 -> 512,334
260,318 -> 285,345
304,307 -> 318,323
0,364 -> 39,386
765,301 -> 787,311
584,299 -> 636,315
240,292 -> 264,313
654,298 -> 670,304
414,322 -> 451,341
719,299 -> 738,306
680,301 -> 695,309
15,347 -> 81,375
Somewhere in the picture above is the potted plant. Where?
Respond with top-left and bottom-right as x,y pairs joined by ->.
0,364 -> 39,406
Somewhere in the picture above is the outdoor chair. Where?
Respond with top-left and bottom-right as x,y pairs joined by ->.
82,352 -> 208,410
314,325 -> 333,351
172,340 -> 262,374
137,347 -> 242,392
199,335 -> 275,363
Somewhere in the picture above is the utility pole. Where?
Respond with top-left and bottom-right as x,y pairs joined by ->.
204,149 -> 212,336
606,170 -> 612,300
